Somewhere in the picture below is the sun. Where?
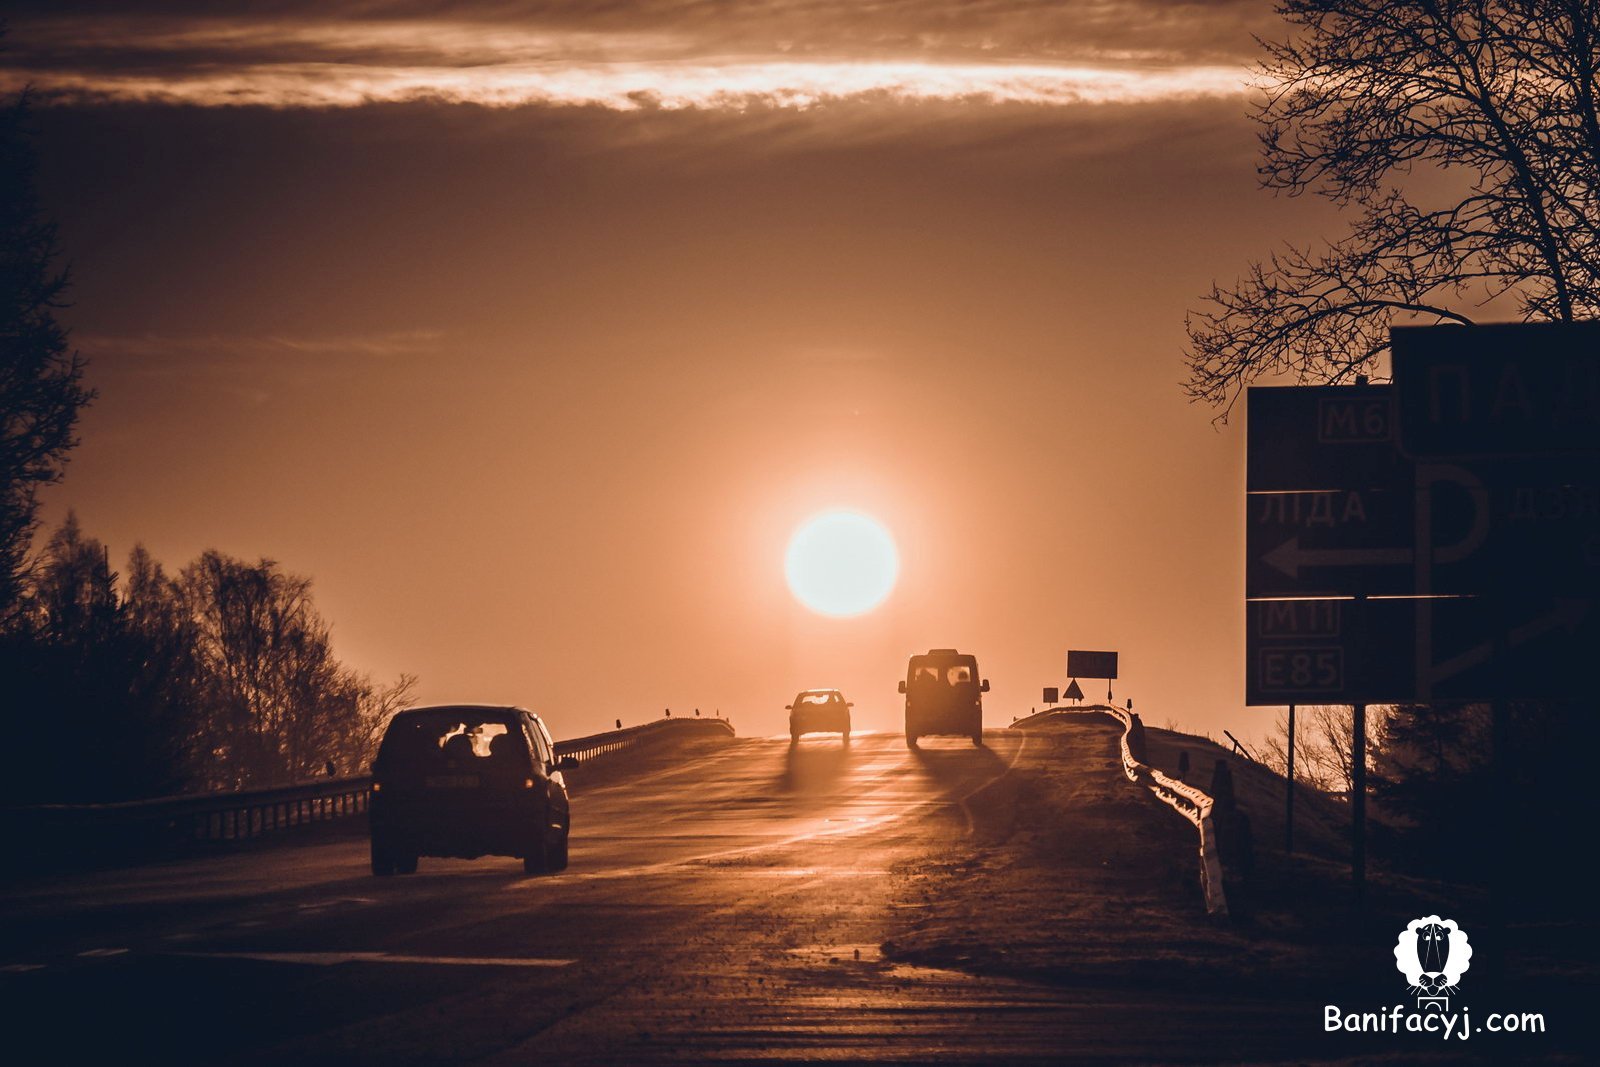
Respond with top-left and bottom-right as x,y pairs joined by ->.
784,510 -> 899,617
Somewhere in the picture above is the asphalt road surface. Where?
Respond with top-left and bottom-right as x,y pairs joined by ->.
0,731 -> 1368,1064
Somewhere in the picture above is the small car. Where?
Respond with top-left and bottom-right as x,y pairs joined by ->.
787,689 -> 852,744
369,704 -> 573,876
900,649 -> 989,747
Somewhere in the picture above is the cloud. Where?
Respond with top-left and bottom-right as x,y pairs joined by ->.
77,329 -> 444,361
2,4 -> 1269,111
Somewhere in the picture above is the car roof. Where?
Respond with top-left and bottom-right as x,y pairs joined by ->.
796,689 -> 843,696
397,704 -> 532,717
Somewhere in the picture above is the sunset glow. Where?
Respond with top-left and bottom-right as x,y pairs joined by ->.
784,511 -> 899,618
0,17 -> 1250,111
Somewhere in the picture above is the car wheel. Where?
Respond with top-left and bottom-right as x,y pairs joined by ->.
370,837 -> 396,877
905,733 -> 919,749
395,852 -> 418,874
523,833 -> 550,875
551,828 -> 570,872
971,731 -> 985,747
842,729 -> 850,744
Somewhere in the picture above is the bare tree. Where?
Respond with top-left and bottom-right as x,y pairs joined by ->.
180,552 -> 375,787
1257,705 -> 1361,795
1186,1 -> 1600,414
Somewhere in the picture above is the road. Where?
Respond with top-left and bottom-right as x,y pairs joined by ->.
1,730 -> 1368,1064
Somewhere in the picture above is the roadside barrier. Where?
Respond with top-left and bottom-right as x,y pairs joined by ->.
556,714 -> 735,764
1011,705 -> 1229,918
1,714 -> 736,867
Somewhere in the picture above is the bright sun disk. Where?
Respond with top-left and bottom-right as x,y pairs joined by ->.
784,510 -> 899,617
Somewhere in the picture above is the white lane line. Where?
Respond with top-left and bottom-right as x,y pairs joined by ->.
174,951 -> 575,968
1,963 -> 46,973
76,947 -> 130,958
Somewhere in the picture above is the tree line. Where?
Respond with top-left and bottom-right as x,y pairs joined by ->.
0,513 -> 413,803
1257,700 -> 1593,911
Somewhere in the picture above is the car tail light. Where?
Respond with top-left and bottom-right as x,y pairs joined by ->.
372,781 -> 383,792
523,778 -> 535,789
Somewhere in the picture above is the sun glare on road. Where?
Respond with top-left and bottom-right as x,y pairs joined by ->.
784,510 -> 898,617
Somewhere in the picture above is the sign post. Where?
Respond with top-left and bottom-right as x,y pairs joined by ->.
1285,704 -> 1296,855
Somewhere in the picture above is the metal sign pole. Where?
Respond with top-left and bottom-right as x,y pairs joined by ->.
1286,704 -> 1296,854
1351,702 -> 1367,908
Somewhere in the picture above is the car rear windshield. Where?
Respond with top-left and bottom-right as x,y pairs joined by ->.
378,711 -> 531,779
797,693 -> 838,706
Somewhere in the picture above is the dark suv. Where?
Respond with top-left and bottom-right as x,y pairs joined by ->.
899,649 -> 989,747
369,704 -> 573,876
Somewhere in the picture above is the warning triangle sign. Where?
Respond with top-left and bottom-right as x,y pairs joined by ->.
1064,679 -> 1085,703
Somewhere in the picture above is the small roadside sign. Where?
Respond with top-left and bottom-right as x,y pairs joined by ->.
1067,650 -> 1117,679
1063,679 -> 1085,703
1042,686 -> 1059,705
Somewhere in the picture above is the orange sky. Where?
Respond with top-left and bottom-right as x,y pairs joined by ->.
5,1 -> 1348,745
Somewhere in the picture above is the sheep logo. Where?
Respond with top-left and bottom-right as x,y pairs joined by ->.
1395,915 -> 1472,1010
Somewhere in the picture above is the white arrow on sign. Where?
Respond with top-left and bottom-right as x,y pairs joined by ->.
1261,536 -> 1414,579
1426,597 -> 1592,687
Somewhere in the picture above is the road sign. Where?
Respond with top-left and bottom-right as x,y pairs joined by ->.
1247,488 -> 1417,597
1067,650 -> 1117,680
1246,594 -> 1596,704
1249,468 -> 1599,599
1042,686 -> 1059,705
1247,385 -> 1409,492
1063,679 -> 1084,702
1393,322 -> 1600,458
1423,595 -> 1597,700
1246,598 -> 1416,705
1247,329 -> 1598,705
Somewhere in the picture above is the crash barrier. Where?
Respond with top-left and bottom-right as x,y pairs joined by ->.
556,714 -> 735,765
1011,705 -> 1229,918
1,775 -> 375,869
1,715 -> 736,868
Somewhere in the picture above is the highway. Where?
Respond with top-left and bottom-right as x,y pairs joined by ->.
2,729 -> 1366,1064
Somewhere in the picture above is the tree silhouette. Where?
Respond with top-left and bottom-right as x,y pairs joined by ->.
0,89 -> 92,618
1185,1 -> 1600,414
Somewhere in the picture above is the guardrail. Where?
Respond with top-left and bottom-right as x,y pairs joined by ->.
1,714 -> 737,869
1011,705 -> 1229,918
557,715 -> 735,764
0,775 -> 374,867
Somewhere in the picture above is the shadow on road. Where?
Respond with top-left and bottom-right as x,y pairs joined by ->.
906,737 -> 1006,786
777,740 -> 851,794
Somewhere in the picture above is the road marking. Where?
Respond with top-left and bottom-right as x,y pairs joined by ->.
175,951 -> 575,968
1,963 -> 46,973
76,947 -> 129,958
296,896 -> 376,911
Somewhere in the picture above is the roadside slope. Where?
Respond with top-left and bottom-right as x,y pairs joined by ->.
883,718 -> 1483,995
